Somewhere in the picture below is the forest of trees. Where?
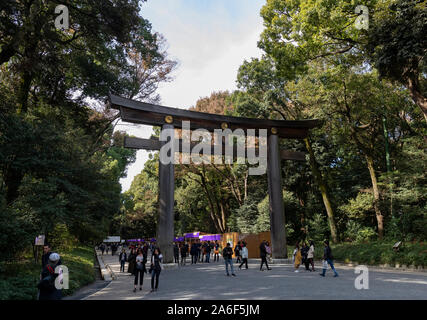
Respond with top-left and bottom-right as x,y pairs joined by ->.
118,0 -> 426,244
0,0 -> 175,260
1,0 -> 425,265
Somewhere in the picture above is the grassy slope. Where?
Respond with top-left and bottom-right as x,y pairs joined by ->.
0,245 -> 95,300
287,241 -> 427,267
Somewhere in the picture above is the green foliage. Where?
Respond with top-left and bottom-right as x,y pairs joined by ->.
339,193 -> 374,219
344,220 -> 377,243
0,245 -> 95,300
331,241 -> 427,267
307,213 -> 330,243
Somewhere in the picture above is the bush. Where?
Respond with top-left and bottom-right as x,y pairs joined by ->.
0,245 -> 95,300
345,220 -> 376,242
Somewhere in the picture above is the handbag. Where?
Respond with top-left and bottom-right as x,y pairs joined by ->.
322,260 -> 328,269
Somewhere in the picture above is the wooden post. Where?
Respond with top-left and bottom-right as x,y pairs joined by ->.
157,123 -> 175,263
267,132 -> 287,259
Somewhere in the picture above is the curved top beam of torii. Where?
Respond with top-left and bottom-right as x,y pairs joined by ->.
108,94 -> 321,139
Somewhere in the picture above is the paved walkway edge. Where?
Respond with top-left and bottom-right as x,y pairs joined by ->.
96,249 -> 113,281
248,258 -> 425,273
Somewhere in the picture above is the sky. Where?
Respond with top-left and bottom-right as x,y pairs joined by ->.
117,0 -> 265,192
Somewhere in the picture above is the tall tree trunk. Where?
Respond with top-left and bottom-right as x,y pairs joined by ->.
365,154 -> 384,239
407,76 -> 427,123
304,137 -> 338,243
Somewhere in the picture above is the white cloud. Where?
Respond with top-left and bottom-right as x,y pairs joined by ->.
118,0 -> 265,192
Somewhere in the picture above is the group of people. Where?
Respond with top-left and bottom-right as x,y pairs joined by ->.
120,242 -> 163,293
186,240 -> 221,264
113,238 -> 339,294
292,240 -> 338,277
98,242 -> 121,256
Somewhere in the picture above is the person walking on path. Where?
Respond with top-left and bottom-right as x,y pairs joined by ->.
320,240 -> 338,277
180,243 -> 188,266
197,240 -> 202,263
265,241 -> 272,262
238,243 -> 248,270
301,242 -> 310,271
307,240 -> 315,272
150,248 -> 163,292
173,243 -> 179,264
142,242 -> 149,261
37,253 -> 62,300
205,241 -> 211,263
259,240 -> 271,271
100,243 -> 105,255
133,249 -> 147,292
223,243 -> 236,276
293,243 -> 302,273
127,248 -> 136,275
190,242 -> 197,264
213,242 -> 220,262
119,249 -> 127,273
234,242 -> 242,264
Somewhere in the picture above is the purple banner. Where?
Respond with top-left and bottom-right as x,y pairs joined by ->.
184,232 -> 200,238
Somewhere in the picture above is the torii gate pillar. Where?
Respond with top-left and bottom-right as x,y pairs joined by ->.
157,123 -> 175,263
267,131 -> 287,259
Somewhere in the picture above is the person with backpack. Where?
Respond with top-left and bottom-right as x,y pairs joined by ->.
259,240 -> 271,271
293,242 -> 302,273
223,243 -> 236,276
37,253 -> 62,300
150,248 -> 163,292
119,249 -> 127,273
234,241 -> 242,264
133,249 -> 147,292
238,242 -> 248,270
320,240 -> 338,277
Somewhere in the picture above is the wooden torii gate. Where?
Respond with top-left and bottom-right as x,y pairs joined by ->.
109,94 -> 320,263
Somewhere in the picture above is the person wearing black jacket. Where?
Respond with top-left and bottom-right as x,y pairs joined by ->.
259,240 -> 271,271
173,243 -> 180,264
41,244 -> 62,270
205,241 -> 211,263
119,249 -> 127,272
320,240 -> 338,277
301,242 -> 310,271
190,242 -> 197,264
127,248 -> 136,275
180,243 -> 188,265
222,243 -> 236,276
234,242 -> 242,264
150,248 -> 163,292
37,253 -> 62,300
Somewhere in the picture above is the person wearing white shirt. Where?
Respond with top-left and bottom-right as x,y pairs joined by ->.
238,243 -> 249,270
